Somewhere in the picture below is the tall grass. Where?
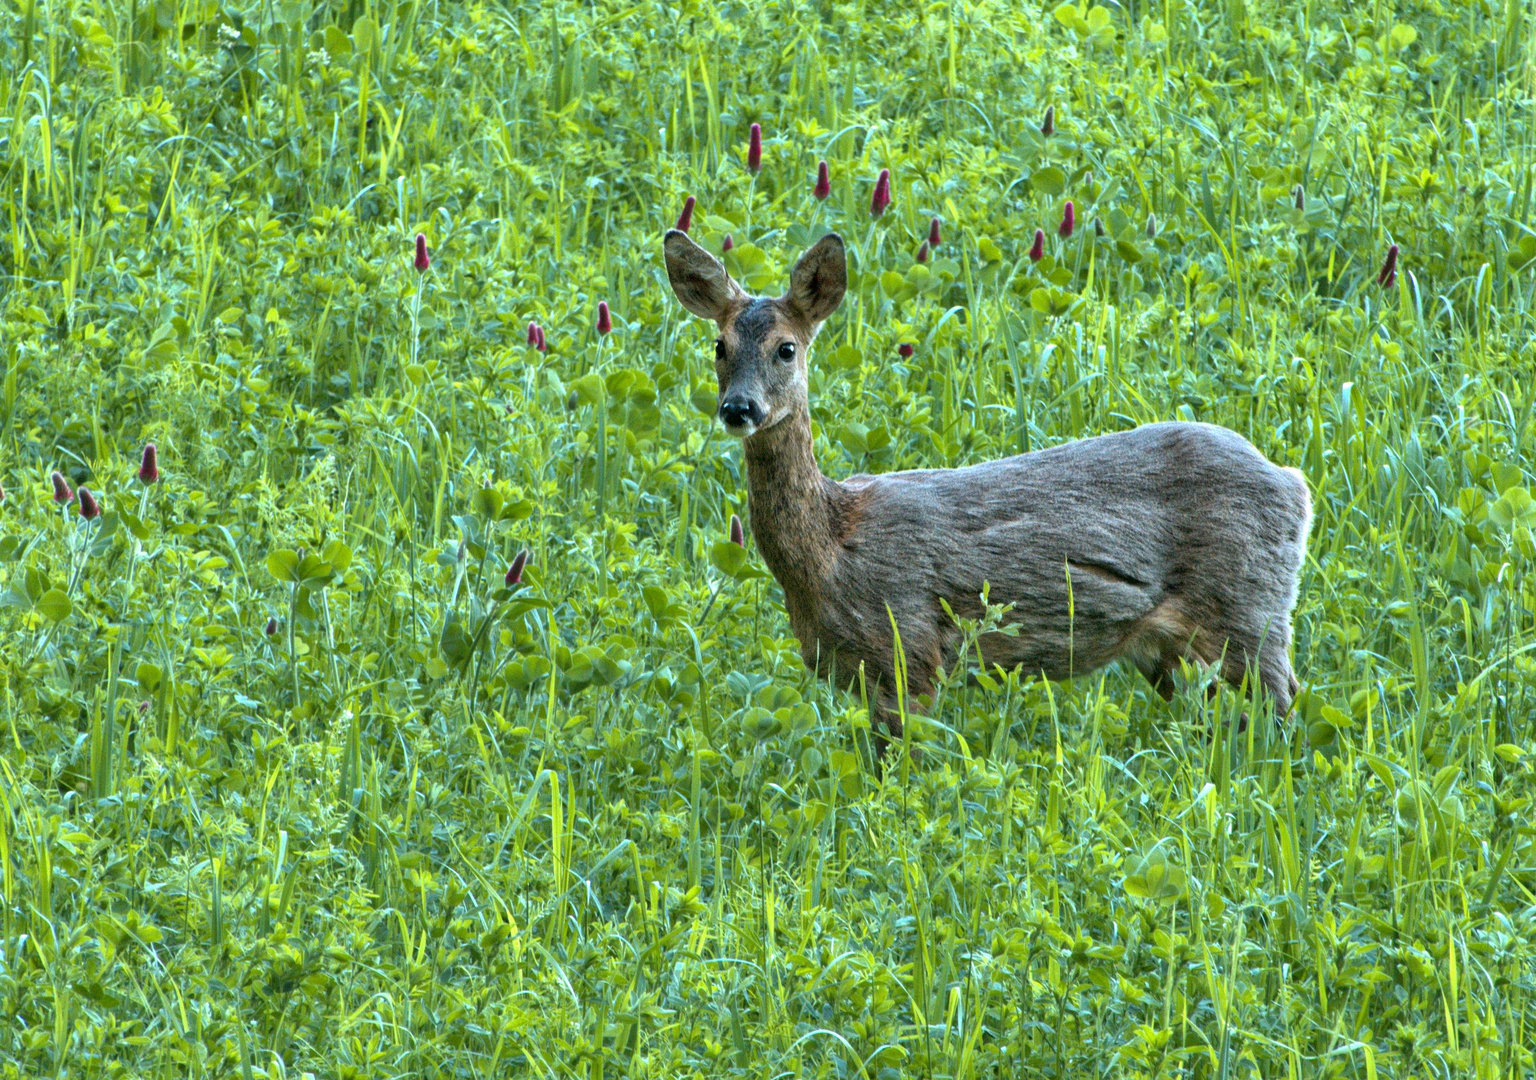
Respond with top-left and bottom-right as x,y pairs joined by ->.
0,0 -> 1533,1076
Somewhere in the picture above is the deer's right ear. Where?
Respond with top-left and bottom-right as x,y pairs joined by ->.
664,229 -> 742,322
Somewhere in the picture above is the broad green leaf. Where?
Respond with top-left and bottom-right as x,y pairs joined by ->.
136,663 -> 163,692
710,540 -> 747,578
36,589 -> 73,623
1489,487 -> 1535,530
321,540 -> 352,574
266,550 -> 302,583
472,487 -> 506,520
322,24 -> 352,57
351,16 -> 379,54
1030,167 -> 1067,196
571,373 -> 604,407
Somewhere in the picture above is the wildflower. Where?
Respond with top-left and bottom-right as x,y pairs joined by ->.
535,325 -> 547,352
265,617 -> 279,636
1040,105 -> 1055,136
1377,244 -> 1399,289
747,123 -> 762,173
916,241 -> 930,263
1058,200 -> 1075,239
870,168 -> 892,217
722,234 -> 734,253
1028,229 -> 1045,262
527,321 -> 541,347
78,488 -> 100,520
928,217 -> 942,248
676,194 -> 696,233
814,160 -> 831,200
414,233 -> 430,272
506,548 -> 529,587
51,471 -> 74,504
138,443 -> 159,485
729,514 -> 745,547
597,301 -> 612,336
898,343 -> 915,359
1293,185 -> 1305,211
1146,214 -> 1158,238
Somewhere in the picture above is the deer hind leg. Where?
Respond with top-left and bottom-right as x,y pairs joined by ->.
1129,598 -> 1221,698
1207,614 -> 1299,720
1134,656 -> 1176,701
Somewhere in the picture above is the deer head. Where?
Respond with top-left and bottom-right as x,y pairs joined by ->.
664,229 -> 847,438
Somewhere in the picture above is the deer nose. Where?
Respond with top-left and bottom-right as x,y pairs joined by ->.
719,398 -> 759,428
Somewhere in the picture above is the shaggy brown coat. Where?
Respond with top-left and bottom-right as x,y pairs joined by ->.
665,228 -> 1312,751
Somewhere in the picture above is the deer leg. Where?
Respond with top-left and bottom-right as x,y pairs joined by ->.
1136,658 -> 1176,702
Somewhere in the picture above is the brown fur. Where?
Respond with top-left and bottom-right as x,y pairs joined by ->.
664,229 -> 1313,757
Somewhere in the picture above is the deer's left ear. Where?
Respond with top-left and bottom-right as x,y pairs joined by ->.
785,233 -> 846,326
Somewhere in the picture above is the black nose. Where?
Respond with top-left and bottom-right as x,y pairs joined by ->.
719,398 -> 759,427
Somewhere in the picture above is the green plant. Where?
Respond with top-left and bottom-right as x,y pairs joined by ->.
0,0 -> 1533,1076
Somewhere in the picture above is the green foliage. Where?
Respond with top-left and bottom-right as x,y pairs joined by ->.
0,0 -> 1534,1077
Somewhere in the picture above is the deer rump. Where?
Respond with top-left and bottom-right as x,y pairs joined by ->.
799,421 -> 1312,724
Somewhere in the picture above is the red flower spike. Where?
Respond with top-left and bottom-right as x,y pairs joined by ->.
528,322 -> 541,347
1058,201 -> 1075,239
898,343 -> 915,359
265,617 -> 279,636
677,195 -> 695,233
870,169 -> 892,217
722,234 -> 734,253
0,483 -> 6,504
1028,229 -> 1046,262
916,241 -> 930,263
78,487 -> 100,520
535,325 -> 547,352
747,123 -> 762,173
814,160 -> 831,200
928,217 -> 942,248
414,233 -> 430,272
506,548 -> 529,587
1377,244 -> 1399,289
1041,105 -> 1055,136
51,471 -> 73,504
138,443 -> 159,485
729,514 -> 745,548
597,301 -> 612,336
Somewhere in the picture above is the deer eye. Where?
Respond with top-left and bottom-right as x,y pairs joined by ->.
714,340 -> 726,362
776,342 -> 796,361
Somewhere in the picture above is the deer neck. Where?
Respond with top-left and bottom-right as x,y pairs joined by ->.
743,404 -> 837,592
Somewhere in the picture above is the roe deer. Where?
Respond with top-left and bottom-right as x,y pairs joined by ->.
664,228 -> 1312,755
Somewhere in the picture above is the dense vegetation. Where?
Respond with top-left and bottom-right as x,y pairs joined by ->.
1,0 -> 1535,1076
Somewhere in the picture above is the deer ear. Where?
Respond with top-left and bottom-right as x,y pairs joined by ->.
785,232 -> 847,326
664,229 -> 742,321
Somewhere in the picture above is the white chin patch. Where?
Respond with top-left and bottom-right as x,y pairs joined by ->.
722,419 -> 756,438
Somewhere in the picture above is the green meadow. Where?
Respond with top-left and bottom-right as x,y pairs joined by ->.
1,0 -> 1534,1076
